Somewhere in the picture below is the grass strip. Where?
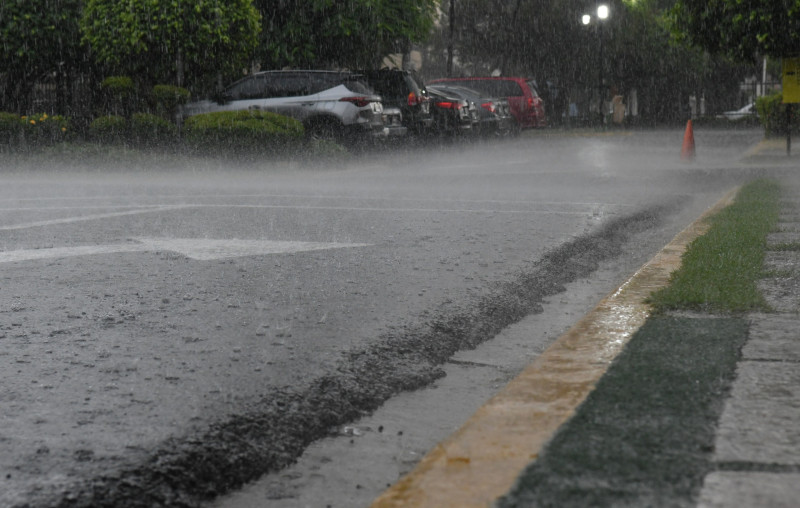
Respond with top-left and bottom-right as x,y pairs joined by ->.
648,179 -> 780,313
497,316 -> 748,507
499,180 -> 782,506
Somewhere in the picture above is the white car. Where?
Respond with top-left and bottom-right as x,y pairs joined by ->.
718,103 -> 756,120
179,70 -> 394,141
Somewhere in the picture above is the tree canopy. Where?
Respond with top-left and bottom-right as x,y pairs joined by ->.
80,0 -> 262,87
670,0 -> 800,60
254,0 -> 438,69
426,0 -> 753,124
0,0 -> 84,111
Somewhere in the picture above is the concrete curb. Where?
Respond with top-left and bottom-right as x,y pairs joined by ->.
697,180 -> 800,507
370,189 -> 739,508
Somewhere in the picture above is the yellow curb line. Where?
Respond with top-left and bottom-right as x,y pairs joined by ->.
370,187 -> 739,508
741,138 -> 783,159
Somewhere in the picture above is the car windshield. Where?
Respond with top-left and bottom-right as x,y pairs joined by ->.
444,80 -> 524,97
224,72 -> 373,100
341,77 -> 375,95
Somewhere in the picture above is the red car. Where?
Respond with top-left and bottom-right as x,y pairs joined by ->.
428,76 -> 546,129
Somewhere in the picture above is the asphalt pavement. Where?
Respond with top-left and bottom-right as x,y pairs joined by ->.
3,129 -> 796,507
372,137 -> 800,508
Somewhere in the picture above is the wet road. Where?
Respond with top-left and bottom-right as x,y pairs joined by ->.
0,128 -> 765,506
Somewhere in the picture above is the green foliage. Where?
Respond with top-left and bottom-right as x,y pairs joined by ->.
648,179 -> 781,313
101,76 -> 135,97
430,0 -> 750,125
0,0 -> 84,112
670,0 -> 800,60
0,112 -> 69,149
98,76 -> 139,118
152,85 -> 191,116
183,110 -> 303,156
89,115 -> 127,143
3,113 -> 63,149
756,92 -> 800,137
0,112 -> 25,146
130,113 -> 178,147
22,112 -> 70,145
81,0 -> 261,87
255,0 -> 438,69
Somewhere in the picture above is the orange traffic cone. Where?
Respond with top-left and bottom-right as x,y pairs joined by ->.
681,119 -> 696,161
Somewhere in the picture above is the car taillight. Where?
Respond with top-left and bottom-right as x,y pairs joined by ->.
435,101 -> 462,110
481,102 -> 496,113
408,92 -> 418,106
340,97 -> 372,107
526,97 -> 534,110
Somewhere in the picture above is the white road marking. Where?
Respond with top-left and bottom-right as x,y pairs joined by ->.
134,238 -> 371,261
0,205 -> 193,231
1,193 -> 628,209
197,204 -> 595,215
0,238 -> 370,264
0,244 -> 142,263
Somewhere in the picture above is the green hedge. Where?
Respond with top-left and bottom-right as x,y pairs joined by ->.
130,112 -> 178,147
89,115 -> 127,143
756,92 -> 800,137
0,112 -> 70,150
89,113 -> 179,147
151,85 -> 191,119
100,76 -> 137,117
101,76 -> 134,97
183,110 -> 303,155
0,111 -> 24,146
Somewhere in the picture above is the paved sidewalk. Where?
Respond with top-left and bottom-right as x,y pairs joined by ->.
697,178 -> 800,507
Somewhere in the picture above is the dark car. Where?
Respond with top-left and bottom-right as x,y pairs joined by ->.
425,87 -> 474,136
428,76 -> 547,129
427,84 -> 515,137
355,68 -> 433,135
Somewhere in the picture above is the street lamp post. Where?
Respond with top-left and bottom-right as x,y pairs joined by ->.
582,3 -> 609,127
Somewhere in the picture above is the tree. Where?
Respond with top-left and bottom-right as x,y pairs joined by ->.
424,0 -> 752,125
670,0 -> 800,60
253,0 -> 438,70
80,0 -> 261,89
0,0 -> 85,113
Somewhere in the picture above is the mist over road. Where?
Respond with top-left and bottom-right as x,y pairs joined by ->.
0,128 -> 767,506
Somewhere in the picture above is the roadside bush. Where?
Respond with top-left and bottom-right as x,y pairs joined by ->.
101,76 -> 137,117
22,113 -> 70,146
89,115 -> 127,143
0,112 -> 69,150
152,85 -> 191,118
183,110 -> 303,156
0,111 -> 25,148
756,92 -> 800,137
130,112 -> 178,147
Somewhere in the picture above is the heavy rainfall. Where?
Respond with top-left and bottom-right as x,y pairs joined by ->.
1,1 -> 797,507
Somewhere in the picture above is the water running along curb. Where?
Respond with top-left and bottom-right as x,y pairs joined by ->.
370,188 -> 738,508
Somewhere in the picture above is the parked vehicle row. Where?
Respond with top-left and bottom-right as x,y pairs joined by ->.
429,76 -> 547,129
177,69 -> 546,146
427,84 -> 515,136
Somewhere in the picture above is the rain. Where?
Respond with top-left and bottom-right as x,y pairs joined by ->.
0,1 -> 795,507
